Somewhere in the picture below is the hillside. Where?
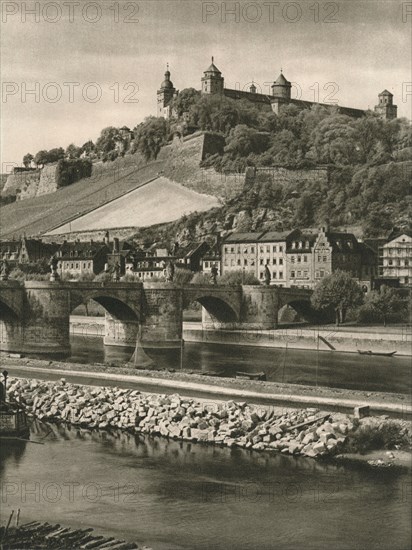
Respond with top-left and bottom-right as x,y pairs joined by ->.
46,177 -> 219,234
0,155 -> 165,239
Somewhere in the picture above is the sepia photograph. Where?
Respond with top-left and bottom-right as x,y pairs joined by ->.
0,0 -> 411,548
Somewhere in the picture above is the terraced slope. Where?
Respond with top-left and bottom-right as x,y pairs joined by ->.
0,157 -> 165,238
46,177 -> 219,234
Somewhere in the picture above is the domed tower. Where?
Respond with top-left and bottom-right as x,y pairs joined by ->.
374,90 -> 397,120
201,57 -> 224,95
271,70 -> 292,100
157,64 -> 176,118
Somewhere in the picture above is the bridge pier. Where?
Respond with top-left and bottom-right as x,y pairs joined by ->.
140,283 -> 182,349
104,313 -> 139,348
240,286 -> 280,329
21,282 -> 71,356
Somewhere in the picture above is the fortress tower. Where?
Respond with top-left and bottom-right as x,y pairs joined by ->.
201,57 -> 224,95
157,64 -> 177,118
271,70 -> 292,100
374,90 -> 398,120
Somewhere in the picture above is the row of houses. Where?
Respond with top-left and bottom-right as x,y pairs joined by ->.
221,228 -> 411,288
1,229 -> 410,287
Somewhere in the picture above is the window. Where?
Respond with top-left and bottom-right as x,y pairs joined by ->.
279,246 -> 283,252
320,270 -> 325,277
224,259 -> 228,266
291,271 -> 295,278
304,270 -> 308,278
405,259 -> 409,267
298,242 -> 302,249
237,259 -> 241,266
224,247 -> 228,254
272,245 -> 277,253
260,259 -> 264,265
272,272 -> 276,278
305,241 -> 310,248
291,256 -> 295,263
323,256 -> 327,262
388,259 -> 393,266
297,256 -> 301,263
231,247 -> 235,253
251,259 -> 255,266
297,271 -> 302,277
244,259 -> 248,266
70,263 -> 73,269
292,242 -> 296,249
279,258 -> 283,265
272,258 -> 276,265
318,255 -> 321,262
303,255 -> 307,262
260,272 -> 264,279
204,261 -> 209,268
237,246 -> 241,253
83,263 -> 86,269
266,246 -> 270,253
279,271 -> 283,279
260,247 -> 263,254
251,247 -> 255,254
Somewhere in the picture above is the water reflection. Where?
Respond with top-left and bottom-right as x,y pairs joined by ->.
68,335 -> 412,394
0,422 -> 410,550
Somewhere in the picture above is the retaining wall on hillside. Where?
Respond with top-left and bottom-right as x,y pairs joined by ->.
3,170 -> 40,197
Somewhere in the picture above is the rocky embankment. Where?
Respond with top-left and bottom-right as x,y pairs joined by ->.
6,377 -> 370,459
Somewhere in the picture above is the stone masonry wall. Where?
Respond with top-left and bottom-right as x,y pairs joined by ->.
159,132 -> 244,200
3,170 -> 41,197
36,163 -> 59,196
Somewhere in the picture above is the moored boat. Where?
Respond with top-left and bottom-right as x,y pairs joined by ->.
0,370 -> 30,440
357,350 -> 397,357
236,371 -> 267,381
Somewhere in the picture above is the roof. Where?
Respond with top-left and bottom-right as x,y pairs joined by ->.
258,230 -> 295,242
176,241 -> 209,258
325,231 -> 361,252
204,62 -> 221,75
273,72 -> 291,86
58,241 -> 109,260
223,232 -> 265,244
379,89 -> 393,96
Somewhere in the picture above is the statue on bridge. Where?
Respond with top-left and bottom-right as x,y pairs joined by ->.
49,255 -> 59,281
264,264 -> 271,286
165,261 -> 175,283
210,264 -> 218,285
0,260 -> 10,281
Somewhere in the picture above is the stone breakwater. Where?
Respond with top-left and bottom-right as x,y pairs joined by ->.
8,377 -> 358,458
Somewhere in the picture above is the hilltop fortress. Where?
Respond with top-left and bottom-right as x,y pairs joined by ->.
157,58 -> 398,120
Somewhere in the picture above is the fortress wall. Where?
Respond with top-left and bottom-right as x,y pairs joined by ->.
159,132 -> 244,200
254,166 -> 329,187
41,227 -> 137,244
36,164 -> 59,196
3,171 -> 40,197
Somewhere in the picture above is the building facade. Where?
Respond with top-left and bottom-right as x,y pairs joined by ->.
381,232 -> 412,286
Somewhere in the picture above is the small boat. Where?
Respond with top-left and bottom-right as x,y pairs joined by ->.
201,371 -> 226,378
236,371 -> 267,381
357,350 -> 397,357
0,370 -> 30,440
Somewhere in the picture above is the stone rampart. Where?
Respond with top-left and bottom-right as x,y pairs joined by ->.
3,170 -> 41,198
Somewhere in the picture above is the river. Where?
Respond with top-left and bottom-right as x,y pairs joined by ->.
0,422 -> 410,550
67,335 -> 412,395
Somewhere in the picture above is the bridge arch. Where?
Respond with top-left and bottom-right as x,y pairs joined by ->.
182,287 -> 241,324
279,298 -> 318,323
69,290 -> 140,321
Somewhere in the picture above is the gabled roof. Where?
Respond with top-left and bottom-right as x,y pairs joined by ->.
58,241 -> 109,260
379,89 -> 393,96
258,230 -> 297,242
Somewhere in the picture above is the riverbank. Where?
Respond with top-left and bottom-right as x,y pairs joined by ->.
2,355 -> 411,418
7,377 -> 412,463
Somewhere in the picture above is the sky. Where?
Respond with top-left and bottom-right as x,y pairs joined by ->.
1,0 -> 411,168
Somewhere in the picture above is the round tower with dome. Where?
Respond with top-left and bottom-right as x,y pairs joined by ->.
157,64 -> 177,117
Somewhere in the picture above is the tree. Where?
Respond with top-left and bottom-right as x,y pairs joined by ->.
311,270 -> 364,325
133,117 -> 168,160
47,147 -> 65,163
219,270 -> 260,286
294,192 -> 315,227
34,150 -> 49,167
65,143 -> 82,159
171,87 -> 200,117
22,153 -> 34,168
95,127 -> 119,156
363,286 -> 402,326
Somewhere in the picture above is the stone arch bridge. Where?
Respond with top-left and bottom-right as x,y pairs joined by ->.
0,281 -> 312,355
